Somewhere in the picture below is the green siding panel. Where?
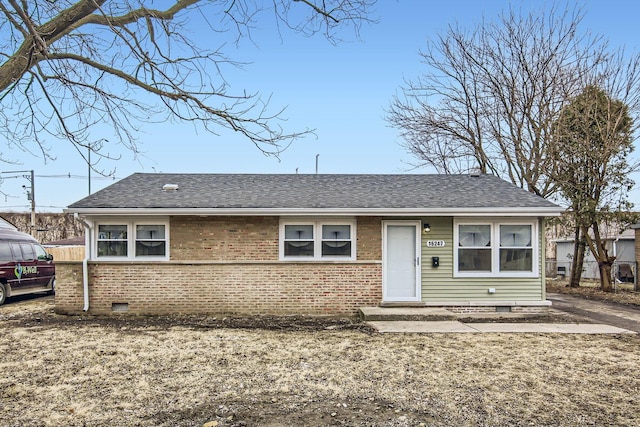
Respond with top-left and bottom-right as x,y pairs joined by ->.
420,217 -> 545,301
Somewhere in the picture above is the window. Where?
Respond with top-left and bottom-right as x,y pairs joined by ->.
34,245 -> 50,261
458,225 -> 492,272
95,221 -> 168,260
321,224 -> 352,257
10,243 -> 24,261
97,225 -> 128,257
284,224 -> 314,257
0,243 -> 12,261
280,219 -> 355,260
20,243 -> 35,261
454,220 -> 537,277
136,225 -> 166,256
499,224 -> 533,272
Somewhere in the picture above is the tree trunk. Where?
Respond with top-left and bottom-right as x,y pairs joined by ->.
569,226 -> 585,287
584,222 -> 616,293
599,260 -> 615,292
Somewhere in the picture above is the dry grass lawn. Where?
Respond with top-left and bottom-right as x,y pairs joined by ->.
1,298 -> 640,427
547,278 -> 640,307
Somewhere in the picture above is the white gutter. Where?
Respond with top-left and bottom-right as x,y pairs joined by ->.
74,213 -> 92,312
64,206 -> 565,217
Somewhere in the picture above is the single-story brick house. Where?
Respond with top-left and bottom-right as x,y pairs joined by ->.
57,173 -> 562,315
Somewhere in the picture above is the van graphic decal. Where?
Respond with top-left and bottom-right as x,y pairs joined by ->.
14,264 -> 37,280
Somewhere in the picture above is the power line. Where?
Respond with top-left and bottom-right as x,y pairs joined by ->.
35,174 -> 119,180
2,173 -> 119,180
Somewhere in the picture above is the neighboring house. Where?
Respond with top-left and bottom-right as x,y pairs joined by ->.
57,173 -> 562,316
555,229 -> 636,282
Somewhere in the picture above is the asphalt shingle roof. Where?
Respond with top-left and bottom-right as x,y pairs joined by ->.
67,173 -> 559,212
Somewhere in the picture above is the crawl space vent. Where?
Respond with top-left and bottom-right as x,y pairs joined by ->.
111,303 -> 129,313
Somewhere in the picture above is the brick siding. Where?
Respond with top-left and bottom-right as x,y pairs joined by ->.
170,216 -> 280,261
55,216 -> 384,315
55,261 -> 382,315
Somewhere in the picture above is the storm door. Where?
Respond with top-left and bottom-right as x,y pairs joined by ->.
383,221 -> 421,302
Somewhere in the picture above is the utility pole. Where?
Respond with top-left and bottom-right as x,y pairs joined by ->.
1,169 -> 36,234
29,170 -> 35,233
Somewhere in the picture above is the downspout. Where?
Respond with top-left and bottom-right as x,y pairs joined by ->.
74,213 -> 92,311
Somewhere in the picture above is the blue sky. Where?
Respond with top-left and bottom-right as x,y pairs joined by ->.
1,0 -> 640,212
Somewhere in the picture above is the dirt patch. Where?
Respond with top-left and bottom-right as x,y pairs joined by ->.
0,299 -> 376,333
2,298 -> 640,426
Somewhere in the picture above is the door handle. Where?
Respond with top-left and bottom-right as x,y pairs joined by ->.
416,257 -> 420,266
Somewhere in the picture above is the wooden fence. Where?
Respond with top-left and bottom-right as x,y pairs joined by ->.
46,246 -> 85,262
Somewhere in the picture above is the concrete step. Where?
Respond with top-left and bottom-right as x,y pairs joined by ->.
359,306 -> 459,321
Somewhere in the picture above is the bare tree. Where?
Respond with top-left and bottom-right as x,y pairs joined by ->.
0,0 -> 375,168
387,3 -> 606,197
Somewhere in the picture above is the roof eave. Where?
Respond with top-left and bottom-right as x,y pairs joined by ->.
64,207 -> 565,217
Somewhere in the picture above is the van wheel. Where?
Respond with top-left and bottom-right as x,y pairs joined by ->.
0,283 -> 6,305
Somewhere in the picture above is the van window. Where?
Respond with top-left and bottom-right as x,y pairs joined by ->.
20,243 -> 35,261
10,243 -> 24,261
0,242 -> 12,261
34,245 -> 49,261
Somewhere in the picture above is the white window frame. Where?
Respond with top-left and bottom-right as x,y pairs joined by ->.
94,219 -> 169,261
453,218 -> 538,278
279,218 -> 356,261
96,224 -> 129,258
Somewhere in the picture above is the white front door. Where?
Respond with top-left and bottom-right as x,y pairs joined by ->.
383,221 -> 421,302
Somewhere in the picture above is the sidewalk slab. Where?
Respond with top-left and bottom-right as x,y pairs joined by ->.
369,320 -> 477,333
467,323 -> 635,334
367,321 -> 636,334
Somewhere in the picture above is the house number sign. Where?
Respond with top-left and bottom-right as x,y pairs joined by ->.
426,240 -> 446,247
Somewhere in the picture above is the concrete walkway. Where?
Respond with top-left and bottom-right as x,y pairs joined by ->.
365,294 -> 640,334
368,320 -> 634,334
547,292 -> 640,333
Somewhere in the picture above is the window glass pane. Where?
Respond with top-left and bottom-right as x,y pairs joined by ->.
136,241 -> 166,256
97,224 -> 128,257
322,225 -> 350,239
135,225 -> 166,256
500,225 -> 532,247
459,225 -> 491,247
500,249 -> 533,271
97,241 -> 128,257
284,241 -> 314,257
98,225 -> 127,240
34,245 -> 49,260
0,243 -> 12,261
458,248 -> 492,271
322,241 -> 351,256
20,243 -> 35,260
10,243 -> 24,261
136,225 -> 165,240
285,225 -> 313,240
